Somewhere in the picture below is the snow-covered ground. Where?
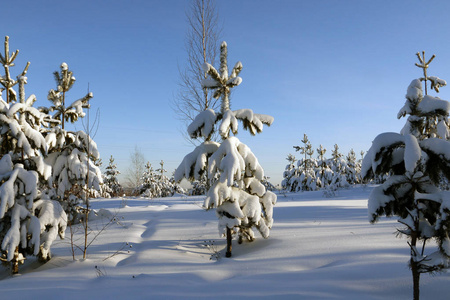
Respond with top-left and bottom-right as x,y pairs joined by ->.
0,185 -> 449,299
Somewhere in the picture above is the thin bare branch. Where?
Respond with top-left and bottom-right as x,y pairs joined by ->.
172,0 -> 222,143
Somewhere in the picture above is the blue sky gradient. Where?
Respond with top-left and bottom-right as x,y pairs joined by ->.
3,0 -> 450,184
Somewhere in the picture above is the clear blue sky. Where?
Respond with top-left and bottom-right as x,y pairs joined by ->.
3,0 -> 450,185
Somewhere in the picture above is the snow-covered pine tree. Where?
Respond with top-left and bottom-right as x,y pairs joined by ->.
328,144 -> 349,189
358,150 -> 369,184
355,151 -> 363,183
134,161 -> 154,196
293,134 -> 318,191
0,36 -> 67,272
155,160 -> 185,197
103,155 -> 122,197
175,41 -> 276,257
316,144 -> 333,188
281,154 -> 297,192
189,173 -> 208,195
155,160 -> 168,191
261,176 -> 276,192
281,153 -> 297,192
141,161 -> 165,198
345,149 -> 360,185
139,161 -> 185,198
362,52 -> 450,300
168,173 -> 186,196
43,62 -> 103,222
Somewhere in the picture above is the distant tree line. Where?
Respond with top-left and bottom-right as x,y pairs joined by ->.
282,134 -> 366,193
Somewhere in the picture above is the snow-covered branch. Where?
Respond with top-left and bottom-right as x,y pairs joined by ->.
174,141 -> 219,182
187,108 -> 218,139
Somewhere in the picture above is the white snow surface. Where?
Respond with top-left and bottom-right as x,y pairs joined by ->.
1,186 -> 449,299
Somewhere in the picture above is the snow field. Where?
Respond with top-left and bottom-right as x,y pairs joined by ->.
0,186 -> 449,299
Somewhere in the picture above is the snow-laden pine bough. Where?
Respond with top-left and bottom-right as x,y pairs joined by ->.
175,42 -> 277,257
362,51 -> 450,300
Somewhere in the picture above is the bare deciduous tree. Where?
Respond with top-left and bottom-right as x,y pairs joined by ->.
173,0 -> 222,142
125,146 -> 145,191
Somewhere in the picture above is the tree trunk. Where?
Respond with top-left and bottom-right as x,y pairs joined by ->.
12,247 -> 19,275
61,90 -> 65,130
225,227 -> 232,257
410,220 -> 420,300
411,258 -> 420,300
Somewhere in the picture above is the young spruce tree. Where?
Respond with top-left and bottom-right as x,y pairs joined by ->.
281,153 -> 297,192
0,36 -> 67,273
175,42 -> 276,257
362,52 -> 450,300
293,134 -> 318,191
43,62 -> 103,222
104,155 -> 122,197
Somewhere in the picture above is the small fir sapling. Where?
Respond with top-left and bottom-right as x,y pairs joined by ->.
138,161 -> 185,198
189,173 -> 209,195
175,41 -> 276,257
168,174 -> 186,196
42,62 -> 103,221
328,144 -> 349,189
293,134 -> 318,191
261,176 -> 276,192
157,161 -> 186,196
41,62 -> 101,260
293,134 -> 313,176
358,150 -> 366,183
316,145 -> 326,187
281,153 -> 298,192
103,155 -> 123,197
283,138 -> 364,193
345,149 -> 360,185
316,144 -> 333,188
0,36 -> 67,273
135,162 -> 156,196
362,52 -> 450,300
